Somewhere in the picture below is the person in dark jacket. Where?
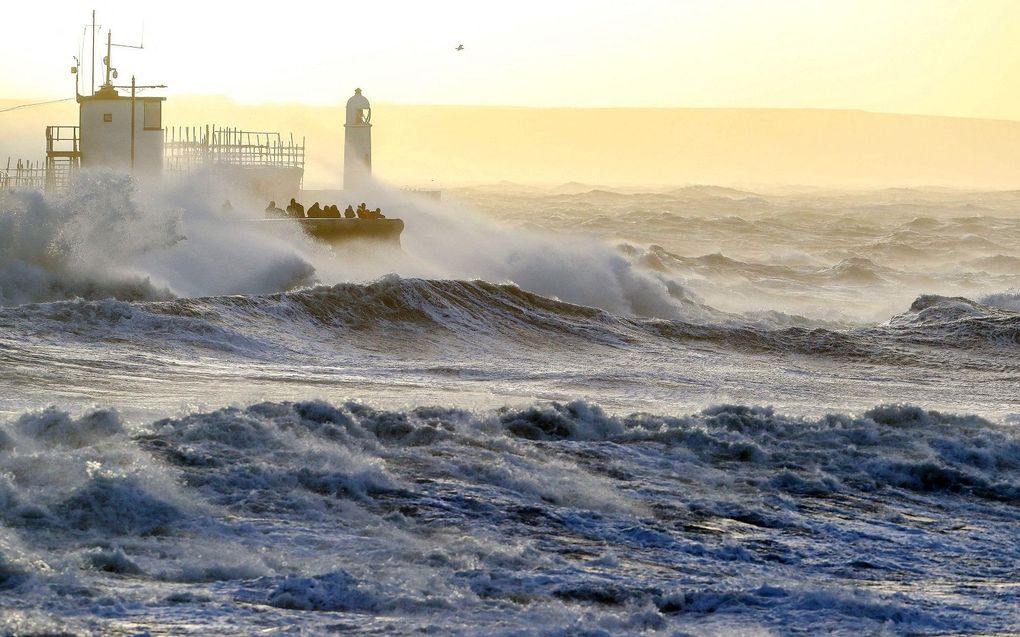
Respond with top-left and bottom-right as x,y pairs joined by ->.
286,198 -> 305,218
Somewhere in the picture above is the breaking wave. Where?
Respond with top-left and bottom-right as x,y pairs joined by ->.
0,176 -> 177,304
0,173 -> 321,304
884,294 -> 1020,348
1,397 -> 1017,634
1,278 -> 1016,372
3,182 -> 1020,633
0,175 -> 718,323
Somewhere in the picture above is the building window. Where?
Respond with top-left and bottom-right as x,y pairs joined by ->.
143,101 -> 161,130
103,113 -> 112,122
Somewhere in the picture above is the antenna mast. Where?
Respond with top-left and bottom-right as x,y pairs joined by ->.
90,10 -> 96,96
104,30 -> 112,87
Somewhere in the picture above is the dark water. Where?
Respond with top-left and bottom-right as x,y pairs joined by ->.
1,176 -> 1018,635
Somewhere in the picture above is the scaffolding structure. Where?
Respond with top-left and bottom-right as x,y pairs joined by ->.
3,127 -> 85,193
0,158 -> 47,191
164,125 -> 305,175
5,124 -> 305,196
45,125 -> 81,192
3,124 -> 81,192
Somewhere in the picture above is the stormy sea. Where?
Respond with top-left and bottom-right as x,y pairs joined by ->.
1,174 -> 1018,635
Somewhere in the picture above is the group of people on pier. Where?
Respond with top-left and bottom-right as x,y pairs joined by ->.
265,199 -> 386,220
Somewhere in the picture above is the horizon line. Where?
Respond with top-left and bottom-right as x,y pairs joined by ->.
3,95 -> 1020,125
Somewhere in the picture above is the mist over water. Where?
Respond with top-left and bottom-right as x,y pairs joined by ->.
2,176 -> 1019,635
1,172 -> 709,323
452,184 -> 1020,323
8,172 -> 1016,326
0,172 -> 316,304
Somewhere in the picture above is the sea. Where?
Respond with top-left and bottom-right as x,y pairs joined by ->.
0,173 -> 1018,635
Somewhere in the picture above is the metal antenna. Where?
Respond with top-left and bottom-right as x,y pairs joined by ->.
90,10 -> 96,96
104,30 -> 112,86
78,27 -> 85,81
111,30 -> 145,50
101,25 -> 144,90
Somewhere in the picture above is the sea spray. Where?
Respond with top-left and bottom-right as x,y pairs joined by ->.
2,185 -> 1020,634
0,170 -> 323,303
0,175 -> 175,303
326,182 -> 713,320
2,173 -> 713,321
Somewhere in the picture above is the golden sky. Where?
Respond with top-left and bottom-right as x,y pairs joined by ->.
2,0 -> 1020,120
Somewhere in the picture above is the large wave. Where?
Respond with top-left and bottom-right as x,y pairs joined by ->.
0,172 -> 319,304
883,294 -> 1020,348
0,175 -> 177,304
1,278 -> 1015,373
1,397 -> 1017,634
1,175 -> 718,323
6,178 -> 1019,330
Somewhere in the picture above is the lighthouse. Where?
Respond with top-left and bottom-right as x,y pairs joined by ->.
343,88 -> 372,192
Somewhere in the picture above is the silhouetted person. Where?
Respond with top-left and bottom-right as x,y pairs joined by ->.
356,202 -> 368,219
344,205 -> 356,218
287,198 -> 305,218
373,207 -> 385,219
307,202 -> 323,217
330,204 -> 342,217
265,200 -> 285,217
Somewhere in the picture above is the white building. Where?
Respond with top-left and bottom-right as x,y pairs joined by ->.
78,83 -> 164,176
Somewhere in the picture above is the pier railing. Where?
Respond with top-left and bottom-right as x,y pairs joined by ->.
1,158 -> 47,191
164,126 -> 305,173
4,124 -> 305,194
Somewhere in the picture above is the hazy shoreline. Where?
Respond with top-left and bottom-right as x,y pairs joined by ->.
5,98 -> 1020,190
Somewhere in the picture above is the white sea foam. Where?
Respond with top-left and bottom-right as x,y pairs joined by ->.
1,175 -> 724,322
981,290 -> 1020,312
0,171 -> 319,303
2,184 -> 1020,634
1,398 -> 1016,634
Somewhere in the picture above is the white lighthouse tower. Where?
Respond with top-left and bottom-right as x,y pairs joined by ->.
343,88 -> 372,192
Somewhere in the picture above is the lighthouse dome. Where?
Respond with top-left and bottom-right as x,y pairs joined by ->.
346,88 -> 372,125
347,88 -> 370,110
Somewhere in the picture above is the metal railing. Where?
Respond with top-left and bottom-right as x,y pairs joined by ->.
5,124 -> 304,194
1,158 -> 47,191
164,125 -> 305,173
45,126 -> 81,192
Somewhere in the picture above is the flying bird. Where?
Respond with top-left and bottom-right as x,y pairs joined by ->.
455,44 -> 464,51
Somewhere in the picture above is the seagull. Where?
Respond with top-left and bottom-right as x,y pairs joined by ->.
455,44 -> 464,51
